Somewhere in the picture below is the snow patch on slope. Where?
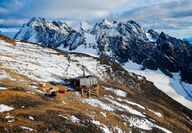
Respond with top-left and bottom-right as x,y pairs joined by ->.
117,98 -> 145,110
0,87 -> 7,90
104,87 -> 127,97
0,104 -> 14,113
21,126 -> 34,131
82,98 -> 114,112
57,32 -> 98,57
83,94 -> 145,117
105,96 -> 145,117
71,115 -> 80,124
91,120 -> 112,133
128,117 -> 153,130
84,33 -> 97,46
0,39 -> 109,83
148,109 -> 163,118
29,116 -> 35,121
124,61 -> 192,110
59,114 -> 69,120
128,117 -> 172,133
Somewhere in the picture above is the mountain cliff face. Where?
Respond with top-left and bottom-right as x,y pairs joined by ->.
156,33 -> 192,83
0,34 -> 192,132
90,19 -> 192,84
147,29 -> 159,41
14,17 -> 85,50
14,17 -> 192,84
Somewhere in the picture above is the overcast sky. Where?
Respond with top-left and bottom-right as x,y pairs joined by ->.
0,0 -> 192,38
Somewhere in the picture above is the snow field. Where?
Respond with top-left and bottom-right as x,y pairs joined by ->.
104,87 -> 127,97
124,61 -> 192,110
0,40 -> 109,84
81,85 -> 173,133
128,117 -> 172,133
83,95 -> 171,133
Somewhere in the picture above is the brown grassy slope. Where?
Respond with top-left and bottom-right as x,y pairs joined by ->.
101,82 -> 192,133
0,81 -> 129,133
0,36 -> 191,132
0,78 -> 191,133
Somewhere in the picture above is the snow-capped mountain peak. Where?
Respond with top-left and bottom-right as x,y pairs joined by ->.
27,17 -> 46,27
100,19 -> 112,26
52,20 -> 73,34
14,17 -> 85,49
15,17 -> 192,86
80,21 -> 93,33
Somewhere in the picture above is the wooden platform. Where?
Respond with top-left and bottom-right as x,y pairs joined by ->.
81,85 -> 101,98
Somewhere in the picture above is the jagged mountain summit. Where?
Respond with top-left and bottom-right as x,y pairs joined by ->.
14,17 -> 192,85
0,34 -> 192,132
14,17 -> 85,50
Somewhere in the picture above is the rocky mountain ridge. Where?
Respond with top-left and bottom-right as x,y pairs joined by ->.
14,17 -> 192,84
14,17 -> 85,50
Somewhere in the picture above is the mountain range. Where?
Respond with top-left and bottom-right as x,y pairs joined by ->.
0,17 -> 192,132
14,17 -> 192,85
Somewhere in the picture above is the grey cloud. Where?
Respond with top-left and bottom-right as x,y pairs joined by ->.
111,0 -> 192,31
0,19 -> 28,27
20,0 -> 130,20
171,10 -> 192,18
1,0 -> 192,38
0,0 -> 130,27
